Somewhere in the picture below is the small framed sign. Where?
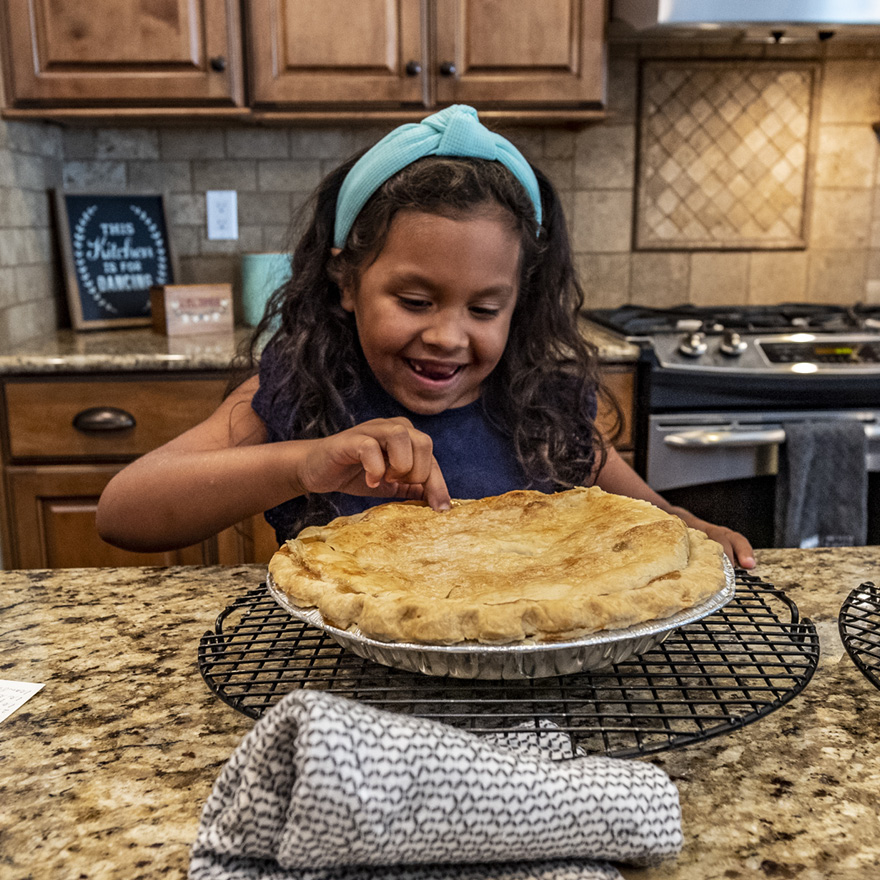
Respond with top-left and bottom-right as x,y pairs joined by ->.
150,284 -> 234,336
54,192 -> 177,330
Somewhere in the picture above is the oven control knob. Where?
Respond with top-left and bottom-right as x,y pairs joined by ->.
679,331 -> 708,357
719,329 -> 748,356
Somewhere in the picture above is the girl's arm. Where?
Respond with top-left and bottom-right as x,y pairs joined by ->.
96,376 -> 450,553
593,446 -> 756,569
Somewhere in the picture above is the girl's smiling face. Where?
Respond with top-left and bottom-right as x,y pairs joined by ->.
339,208 -> 521,414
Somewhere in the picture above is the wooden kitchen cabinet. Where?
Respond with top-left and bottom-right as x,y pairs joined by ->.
0,0 -> 245,111
433,0 -> 606,109
247,0 -> 606,115
1,0 -> 606,120
6,465 -> 209,568
597,363 -> 636,468
0,373 -> 277,570
246,0 -> 425,109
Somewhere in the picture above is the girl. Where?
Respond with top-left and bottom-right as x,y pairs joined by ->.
97,105 -> 755,569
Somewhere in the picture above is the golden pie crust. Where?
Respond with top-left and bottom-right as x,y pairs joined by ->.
268,486 -> 726,645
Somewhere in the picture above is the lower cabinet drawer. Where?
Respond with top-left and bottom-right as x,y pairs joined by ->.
4,377 -> 227,459
0,373 -> 275,570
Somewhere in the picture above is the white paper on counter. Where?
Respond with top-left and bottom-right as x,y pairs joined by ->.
0,679 -> 44,723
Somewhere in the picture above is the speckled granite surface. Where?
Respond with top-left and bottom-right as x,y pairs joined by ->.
2,549 -> 878,879
0,565 -> 258,880
0,323 -> 639,376
625,547 -> 880,880
580,318 -> 641,362
0,328 -> 255,374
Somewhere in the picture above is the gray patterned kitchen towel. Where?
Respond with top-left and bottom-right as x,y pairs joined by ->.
775,420 -> 868,548
189,690 -> 682,880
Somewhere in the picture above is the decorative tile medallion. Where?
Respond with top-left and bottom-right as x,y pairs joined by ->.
635,61 -> 817,250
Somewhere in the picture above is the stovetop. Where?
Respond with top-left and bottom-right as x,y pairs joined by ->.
585,303 -> 880,337
585,303 -> 880,374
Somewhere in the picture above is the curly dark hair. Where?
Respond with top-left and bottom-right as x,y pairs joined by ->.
238,150 -> 620,497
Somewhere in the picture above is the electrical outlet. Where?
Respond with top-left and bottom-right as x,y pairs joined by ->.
206,190 -> 239,240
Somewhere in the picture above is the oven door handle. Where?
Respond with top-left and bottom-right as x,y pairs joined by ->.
665,423 -> 880,448
664,428 -> 786,448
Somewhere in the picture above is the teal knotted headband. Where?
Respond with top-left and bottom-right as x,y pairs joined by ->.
333,104 -> 542,249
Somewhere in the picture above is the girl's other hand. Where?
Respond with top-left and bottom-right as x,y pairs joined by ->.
297,417 -> 452,510
700,523 -> 756,570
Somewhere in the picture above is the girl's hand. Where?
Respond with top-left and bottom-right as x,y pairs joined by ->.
295,417 -> 452,510
699,523 -> 756,570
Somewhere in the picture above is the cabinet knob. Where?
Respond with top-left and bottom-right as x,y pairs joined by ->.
72,407 -> 136,433
439,61 -> 457,77
209,56 -> 227,72
405,60 -> 422,76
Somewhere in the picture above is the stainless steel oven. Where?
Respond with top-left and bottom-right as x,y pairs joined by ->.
585,304 -> 880,548
646,409 -> 880,547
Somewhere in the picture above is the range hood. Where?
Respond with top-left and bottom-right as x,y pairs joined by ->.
612,0 -> 880,40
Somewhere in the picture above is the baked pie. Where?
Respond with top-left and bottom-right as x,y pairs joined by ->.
268,486 -> 726,645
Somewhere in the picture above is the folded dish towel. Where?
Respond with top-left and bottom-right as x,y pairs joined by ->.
775,420 -> 868,549
189,690 -> 682,880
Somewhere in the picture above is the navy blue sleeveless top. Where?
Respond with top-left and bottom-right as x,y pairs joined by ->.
251,346 -> 594,542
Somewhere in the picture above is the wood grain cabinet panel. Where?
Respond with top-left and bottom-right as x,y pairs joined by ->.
5,462 -> 280,569
4,377 -> 227,459
246,0 -> 606,112
598,364 -> 635,467
0,374 -> 278,570
1,0 -> 606,117
247,0 -> 425,107
6,465 -> 209,568
434,0 -> 606,108
0,0 -> 244,107
215,513 -> 280,567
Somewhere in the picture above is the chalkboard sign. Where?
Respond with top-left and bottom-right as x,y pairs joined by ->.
55,192 -> 177,329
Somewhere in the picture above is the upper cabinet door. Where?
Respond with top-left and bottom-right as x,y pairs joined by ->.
0,0 -> 244,107
434,0 -> 605,107
247,0 -> 425,108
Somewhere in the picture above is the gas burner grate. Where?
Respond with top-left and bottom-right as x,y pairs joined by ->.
198,572 -> 818,759
585,303 -> 880,337
839,582 -> 880,692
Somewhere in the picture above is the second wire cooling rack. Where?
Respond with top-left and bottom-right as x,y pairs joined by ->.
839,581 -> 880,692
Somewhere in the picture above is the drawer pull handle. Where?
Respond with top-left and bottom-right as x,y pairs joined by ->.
72,407 -> 136,433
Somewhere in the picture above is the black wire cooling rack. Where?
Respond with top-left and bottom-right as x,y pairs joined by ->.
839,581 -> 880,692
198,571 -> 819,759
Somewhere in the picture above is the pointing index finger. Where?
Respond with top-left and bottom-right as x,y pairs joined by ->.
422,456 -> 452,511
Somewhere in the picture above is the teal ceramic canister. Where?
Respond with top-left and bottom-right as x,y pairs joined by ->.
241,253 -> 292,327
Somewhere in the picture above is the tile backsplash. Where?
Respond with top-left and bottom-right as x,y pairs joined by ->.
2,38 -> 880,349
574,41 -> 880,311
634,61 -> 816,250
0,120 -> 62,347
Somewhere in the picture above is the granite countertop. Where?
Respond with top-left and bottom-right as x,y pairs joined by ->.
580,318 -> 641,362
0,327 -> 255,374
0,323 -> 639,376
2,548 -> 878,879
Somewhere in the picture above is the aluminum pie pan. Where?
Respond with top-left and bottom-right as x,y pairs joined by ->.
266,555 -> 735,680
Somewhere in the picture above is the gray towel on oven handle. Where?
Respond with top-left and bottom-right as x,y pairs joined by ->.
774,419 -> 868,549
188,690 -> 683,880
